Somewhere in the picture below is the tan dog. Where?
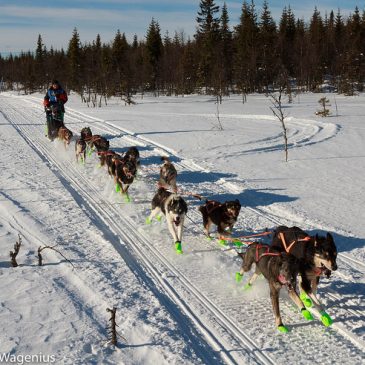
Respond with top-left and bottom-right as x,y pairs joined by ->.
159,157 -> 177,192
58,126 -> 73,148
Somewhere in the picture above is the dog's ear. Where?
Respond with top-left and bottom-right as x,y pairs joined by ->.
326,232 -> 334,242
235,199 -> 240,203
314,233 -> 319,246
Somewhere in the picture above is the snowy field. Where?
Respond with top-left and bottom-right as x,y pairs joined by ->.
0,90 -> 364,365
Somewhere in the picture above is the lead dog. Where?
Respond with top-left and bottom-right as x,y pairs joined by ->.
146,188 -> 188,254
237,242 -> 312,333
198,199 -> 241,238
271,225 -> 338,326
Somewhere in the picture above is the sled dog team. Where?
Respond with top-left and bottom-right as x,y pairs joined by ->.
61,126 -> 338,333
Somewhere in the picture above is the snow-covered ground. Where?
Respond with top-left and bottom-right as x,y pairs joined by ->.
0,90 -> 364,365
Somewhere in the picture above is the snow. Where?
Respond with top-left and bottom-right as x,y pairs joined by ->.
0,90 -> 364,364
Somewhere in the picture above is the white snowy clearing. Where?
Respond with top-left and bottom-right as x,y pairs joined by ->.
0,91 -> 364,365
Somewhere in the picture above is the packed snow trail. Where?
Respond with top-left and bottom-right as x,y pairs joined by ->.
0,93 -> 364,365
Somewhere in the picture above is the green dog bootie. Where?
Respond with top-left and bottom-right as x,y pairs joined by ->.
218,239 -> 227,246
156,215 -> 162,222
301,308 -> 314,321
300,292 -> 313,308
115,183 -> 121,193
235,272 -> 243,283
124,194 -> 131,203
145,217 -> 152,225
243,283 -> 252,291
175,241 -> 183,254
233,240 -> 243,247
320,311 -> 333,327
278,325 -> 289,333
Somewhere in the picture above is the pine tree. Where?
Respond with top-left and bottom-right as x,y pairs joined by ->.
218,2 -> 233,94
278,6 -> 296,75
234,0 -> 258,95
258,0 -> 277,92
112,30 -> 130,97
35,34 -> 46,88
146,18 -> 163,92
195,0 -> 220,90
308,7 -> 325,88
67,27 -> 82,92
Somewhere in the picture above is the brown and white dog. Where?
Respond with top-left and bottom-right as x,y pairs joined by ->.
159,157 -> 177,192
75,138 -> 86,163
198,199 -> 241,238
57,126 -> 73,148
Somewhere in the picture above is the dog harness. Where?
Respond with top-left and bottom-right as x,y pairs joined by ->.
254,244 -> 292,287
278,232 -> 311,253
255,243 -> 281,263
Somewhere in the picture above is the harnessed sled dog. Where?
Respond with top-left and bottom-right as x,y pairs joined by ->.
123,147 -> 140,171
57,126 -> 73,148
159,157 -> 177,192
109,153 -> 137,201
198,199 -> 241,239
75,138 -> 86,163
271,225 -> 338,327
237,242 -> 314,333
146,187 -> 188,254
74,127 -> 92,164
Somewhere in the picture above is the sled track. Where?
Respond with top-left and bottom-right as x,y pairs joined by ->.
2,95 -> 364,364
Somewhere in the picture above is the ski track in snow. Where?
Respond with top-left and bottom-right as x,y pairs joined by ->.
0,94 -> 364,365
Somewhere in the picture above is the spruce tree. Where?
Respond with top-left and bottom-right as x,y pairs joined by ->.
146,18 -> 163,92
258,0 -> 277,92
195,0 -> 220,90
67,27 -> 82,92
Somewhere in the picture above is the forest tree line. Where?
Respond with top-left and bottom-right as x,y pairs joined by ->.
0,0 -> 364,101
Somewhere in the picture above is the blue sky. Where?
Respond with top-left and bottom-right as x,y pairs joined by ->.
0,0 -> 363,54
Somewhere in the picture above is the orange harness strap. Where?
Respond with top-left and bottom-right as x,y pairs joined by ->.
255,243 -> 281,262
279,232 -> 311,253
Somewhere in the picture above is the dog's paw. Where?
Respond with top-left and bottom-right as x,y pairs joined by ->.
115,183 -> 121,193
235,272 -> 243,283
175,241 -> 183,254
320,311 -> 333,327
145,217 -> 152,225
243,283 -> 252,291
205,236 -> 213,241
156,215 -> 162,222
124,195 -> 131,203
301,309 -> 314,321
300,292 -> 313,308
277,325 -> 289,333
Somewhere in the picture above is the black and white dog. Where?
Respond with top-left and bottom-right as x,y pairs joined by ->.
147,188 -> 187,254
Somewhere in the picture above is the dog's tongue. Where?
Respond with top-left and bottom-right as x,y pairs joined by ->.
277,274 -> 287,284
